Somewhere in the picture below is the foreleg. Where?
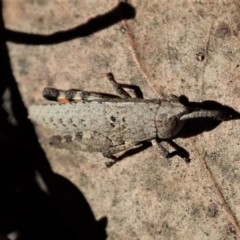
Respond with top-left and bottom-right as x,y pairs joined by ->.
103,141 -> 142,167
151,139 -> 190,162
105,73 -> 144,99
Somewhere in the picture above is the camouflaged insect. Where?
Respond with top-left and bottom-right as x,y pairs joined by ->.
29,73 -> 229,167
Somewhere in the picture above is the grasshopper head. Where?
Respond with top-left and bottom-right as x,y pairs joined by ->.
155,96 -> 230,139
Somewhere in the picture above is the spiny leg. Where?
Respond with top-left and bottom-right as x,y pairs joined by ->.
103,141 -> 142,167
43,72 -> 141,103
167,139 -> 190,162
106,73 -> 132,98
151,139 -> 171,158
152,139 -> 190,162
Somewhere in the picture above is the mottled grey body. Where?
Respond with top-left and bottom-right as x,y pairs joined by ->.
29,98 -> 187,143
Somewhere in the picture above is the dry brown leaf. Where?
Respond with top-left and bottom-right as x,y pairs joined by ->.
4,0 -> 240,239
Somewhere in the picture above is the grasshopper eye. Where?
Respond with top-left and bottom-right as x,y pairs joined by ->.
156,115 -> 186,139
166,116 -> 177,130
156,116 -> 178,139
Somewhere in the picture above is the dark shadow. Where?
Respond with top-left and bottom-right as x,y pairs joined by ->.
121,84 -> 144,98
178,95 -> 240,138
0,0 -> 137,238
161,96 -> 240,161
5,2 -> 135,45
166,140 -> 190,162
117,142 -> 152,161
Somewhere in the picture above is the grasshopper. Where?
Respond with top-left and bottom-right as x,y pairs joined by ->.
29,73 -> 229,167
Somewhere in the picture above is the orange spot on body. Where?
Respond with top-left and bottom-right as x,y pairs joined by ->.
58,97 -> 69,103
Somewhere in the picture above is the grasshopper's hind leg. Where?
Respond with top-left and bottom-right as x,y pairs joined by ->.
106,73 -> 143,99
151,139 -> 190,162
49,131 -> 127,167
106,73 -> 132,98
43,72 -> 142,103
49,131 -> 113,153
102,141 -> 142,167
42,88 -> 119,103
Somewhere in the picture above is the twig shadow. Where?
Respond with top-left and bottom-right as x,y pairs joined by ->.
0,1 -> 137,239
